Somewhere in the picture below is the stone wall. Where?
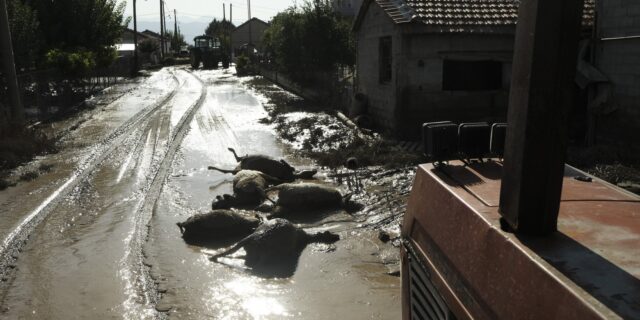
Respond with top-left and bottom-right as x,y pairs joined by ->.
595,1 -> 640,151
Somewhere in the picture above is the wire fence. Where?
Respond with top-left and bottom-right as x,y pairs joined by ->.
1,56 -> 132,123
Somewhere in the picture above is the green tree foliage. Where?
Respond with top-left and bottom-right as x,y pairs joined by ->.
205,18 -> 234,50
9,0 -> 129,73
262,0 -> 354,82
166,31 -> 186,52
205,19 -> 234,39
6,0 -> 41,70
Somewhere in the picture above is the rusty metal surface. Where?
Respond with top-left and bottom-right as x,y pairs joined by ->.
403,160 -> 640,319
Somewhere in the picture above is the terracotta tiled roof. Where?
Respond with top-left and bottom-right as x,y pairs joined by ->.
355,0 -> 595,32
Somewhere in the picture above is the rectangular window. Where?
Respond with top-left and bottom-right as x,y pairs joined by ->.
442,60 -> 502,91
379,37 -> 392,83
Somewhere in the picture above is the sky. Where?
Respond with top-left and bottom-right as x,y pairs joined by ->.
118,0 -> 296,26
117,0 -> 298,43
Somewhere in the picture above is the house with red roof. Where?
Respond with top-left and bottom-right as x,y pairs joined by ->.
353,0 -> 595,138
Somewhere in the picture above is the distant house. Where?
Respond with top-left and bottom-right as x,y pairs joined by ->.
116,28 -> 149,56
353,0 -> 595,138
231,18 -> 269,55
332,0 -> 363,17
141,30 -> 171,54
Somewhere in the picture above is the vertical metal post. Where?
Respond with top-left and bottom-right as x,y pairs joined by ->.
499,0 -> 585,235
0,0 -> 24,125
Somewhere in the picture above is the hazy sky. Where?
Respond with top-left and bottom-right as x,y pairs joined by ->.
118,0 -> 297,25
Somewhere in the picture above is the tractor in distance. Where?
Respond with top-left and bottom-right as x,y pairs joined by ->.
190,35 -> 230,70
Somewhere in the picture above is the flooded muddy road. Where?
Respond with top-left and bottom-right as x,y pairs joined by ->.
0,67 -> 400,319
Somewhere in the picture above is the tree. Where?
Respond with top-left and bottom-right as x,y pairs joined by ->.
166,30 -> 186,52
205,19 -> 234,39
6,0 -> 40,70
32,0 -> 129,71
262,0 -> 354,82
205,18 -> 234,51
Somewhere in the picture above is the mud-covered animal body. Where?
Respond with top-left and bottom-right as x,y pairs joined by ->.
272,183 -> 342,210
209,148 -> 317,182
211,170 -> 279,209
232,170 -> 279,203
210,218 -> 339,268
267,183 -> 363,217
177,209 -> 260,245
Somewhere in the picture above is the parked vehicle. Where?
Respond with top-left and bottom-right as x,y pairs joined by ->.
190,35 -> 230,69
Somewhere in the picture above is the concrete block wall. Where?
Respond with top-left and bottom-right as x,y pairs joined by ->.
395,33 -> 514,138
595,0 -> 640,150
355,3 -> 398,133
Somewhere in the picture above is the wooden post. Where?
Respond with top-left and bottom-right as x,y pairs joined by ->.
0,0 -> 24,125
499,0 -> 585,235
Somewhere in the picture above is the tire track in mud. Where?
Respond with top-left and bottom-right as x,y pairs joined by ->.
0,71 -> 181,287
120,70 -> 208,319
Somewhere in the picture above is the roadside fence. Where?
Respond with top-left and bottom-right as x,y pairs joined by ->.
1,56 -> 132,123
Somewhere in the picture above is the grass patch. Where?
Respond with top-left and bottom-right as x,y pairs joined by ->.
19,171 -> 39,181
39,163 -> 54,172
0,125 -> 57,172
0,178 -> 10,191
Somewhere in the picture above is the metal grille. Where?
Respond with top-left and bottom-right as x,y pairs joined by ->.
407,245 -> 455,320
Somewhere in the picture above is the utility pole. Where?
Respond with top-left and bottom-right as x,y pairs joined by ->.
499,0 -> 585,235
132,0 -> 139,74
230,4 -> 233,60
223,3 -> 226,21
174,9 -> 178,50
0,0 -> 24,125
159,0 -> 164,58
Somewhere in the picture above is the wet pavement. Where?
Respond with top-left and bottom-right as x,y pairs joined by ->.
0,67 -> 400,319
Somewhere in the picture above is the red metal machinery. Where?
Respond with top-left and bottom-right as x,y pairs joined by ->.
402,161 -> 640,319
400,0 -> 640,319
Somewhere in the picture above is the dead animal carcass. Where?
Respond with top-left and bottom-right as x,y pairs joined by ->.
267,183 -> 363,218
212,170 -> 279,209
210,218 -> 339,269
177,209 -> 260,245
208,148 -> 317,182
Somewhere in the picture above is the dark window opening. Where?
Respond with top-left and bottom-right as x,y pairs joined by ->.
379,37 -> 392,83
442,60 -> 502,91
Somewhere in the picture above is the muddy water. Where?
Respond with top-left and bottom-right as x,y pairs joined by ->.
0,67 -> 400,319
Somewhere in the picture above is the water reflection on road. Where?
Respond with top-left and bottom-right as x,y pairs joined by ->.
0,67 -> 400,319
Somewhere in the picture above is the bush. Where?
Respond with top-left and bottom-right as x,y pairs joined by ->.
236,55 -> 250,69
45,48 -> 97,76
0,126 -> 56,171
138,39 -> 159,54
